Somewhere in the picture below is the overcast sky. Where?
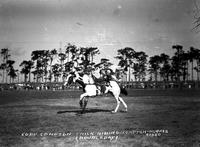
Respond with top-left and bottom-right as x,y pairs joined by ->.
0,0 -> 199,68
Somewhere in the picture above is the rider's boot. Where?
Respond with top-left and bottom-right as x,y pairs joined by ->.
79,100 -> 83,108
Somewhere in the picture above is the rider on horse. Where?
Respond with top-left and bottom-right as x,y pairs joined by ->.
91,62 -> 118,90
64,63 -> 128,113
100,67 -> 118,84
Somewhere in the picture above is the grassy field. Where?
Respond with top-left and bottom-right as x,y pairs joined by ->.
0,89 -> 200,147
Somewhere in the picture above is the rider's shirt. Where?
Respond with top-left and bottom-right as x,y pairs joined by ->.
100,68 -> 114,76
83,74 -> 94,84
99,68 -> 115,81
92,68 -> 101,78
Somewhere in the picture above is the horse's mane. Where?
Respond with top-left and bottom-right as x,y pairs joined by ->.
76,79 -> 85,88
79,73 -> 84,77
91,74 -> 98,82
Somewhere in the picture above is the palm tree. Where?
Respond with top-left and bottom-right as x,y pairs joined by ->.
7,60 -> 15,83
196,56 -> 200,81
172,45 -> 184,81
20,60 -> 34,82
79,47 -> 90,68
88,47 -> 100,63
49,49 -> 57,82
31,50 -> 43,82
52,63 -> 61,82
31,70 -> 38,82
148,55 -> 162,82
171,55 -> 180,81
65,43 -> 78,62
0,63 -> 6,83
8,67 -> 17,83
31,50 -> 49,82
133,51 -> 148,81
159,53 -> 171,81
170,51 -> 188,82
189,47 -> 200,81
31,50 -> 40,82
180,52 -> 190,82
194,66 -> 200,81
188,47 -> 195,81
63,61 -> 74,79
115,47 -> 136,82
58,53 -> 66,82
77,47 -> 89,69
42,50 -> 50,83
0,48 -> 10,83
192,47 -> 200,81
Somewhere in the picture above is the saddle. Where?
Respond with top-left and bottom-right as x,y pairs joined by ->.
96,85 -> 107,95
91,74 -> 113,95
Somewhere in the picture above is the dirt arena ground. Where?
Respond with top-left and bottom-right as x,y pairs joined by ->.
0,89 -> 200,147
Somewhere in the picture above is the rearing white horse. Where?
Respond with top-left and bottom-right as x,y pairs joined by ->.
64,70 -> 128,113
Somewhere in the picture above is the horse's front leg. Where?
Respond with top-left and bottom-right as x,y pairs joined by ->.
118,97 -> 128,112
79,93 -> 89,114
79,93 -> 88,108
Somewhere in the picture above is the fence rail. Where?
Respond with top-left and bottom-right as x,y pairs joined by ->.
0,81 -> 200,91
121,81 -> 200,89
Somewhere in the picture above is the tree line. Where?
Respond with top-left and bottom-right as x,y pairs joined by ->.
0,43 -> 200,83
116,45 -> 200,82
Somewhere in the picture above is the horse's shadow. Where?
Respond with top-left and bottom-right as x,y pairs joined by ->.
57,108 -> 111,115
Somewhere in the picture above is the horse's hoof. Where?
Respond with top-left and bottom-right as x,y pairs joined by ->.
111,111 -> 116,113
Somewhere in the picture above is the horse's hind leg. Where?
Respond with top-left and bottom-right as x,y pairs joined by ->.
81,96 -> 88,113
112,95 -> 121,113
80,93 -> 87,108
118,97 -> 128,112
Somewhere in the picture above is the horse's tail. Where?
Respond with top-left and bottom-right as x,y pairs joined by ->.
120,86 -> 128,96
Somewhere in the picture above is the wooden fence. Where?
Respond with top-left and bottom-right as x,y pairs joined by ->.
0,81 -> 200,91
120,81 -> 200,89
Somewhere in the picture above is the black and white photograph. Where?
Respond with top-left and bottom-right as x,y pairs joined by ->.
0,0 -> 200,146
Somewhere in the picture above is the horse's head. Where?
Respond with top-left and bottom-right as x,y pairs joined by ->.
64,73 -> 76,86
64,71 -> 86,91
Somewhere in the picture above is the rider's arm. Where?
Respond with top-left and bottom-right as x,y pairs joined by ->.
73,71 -> 80,82
111,75 -> 119,82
